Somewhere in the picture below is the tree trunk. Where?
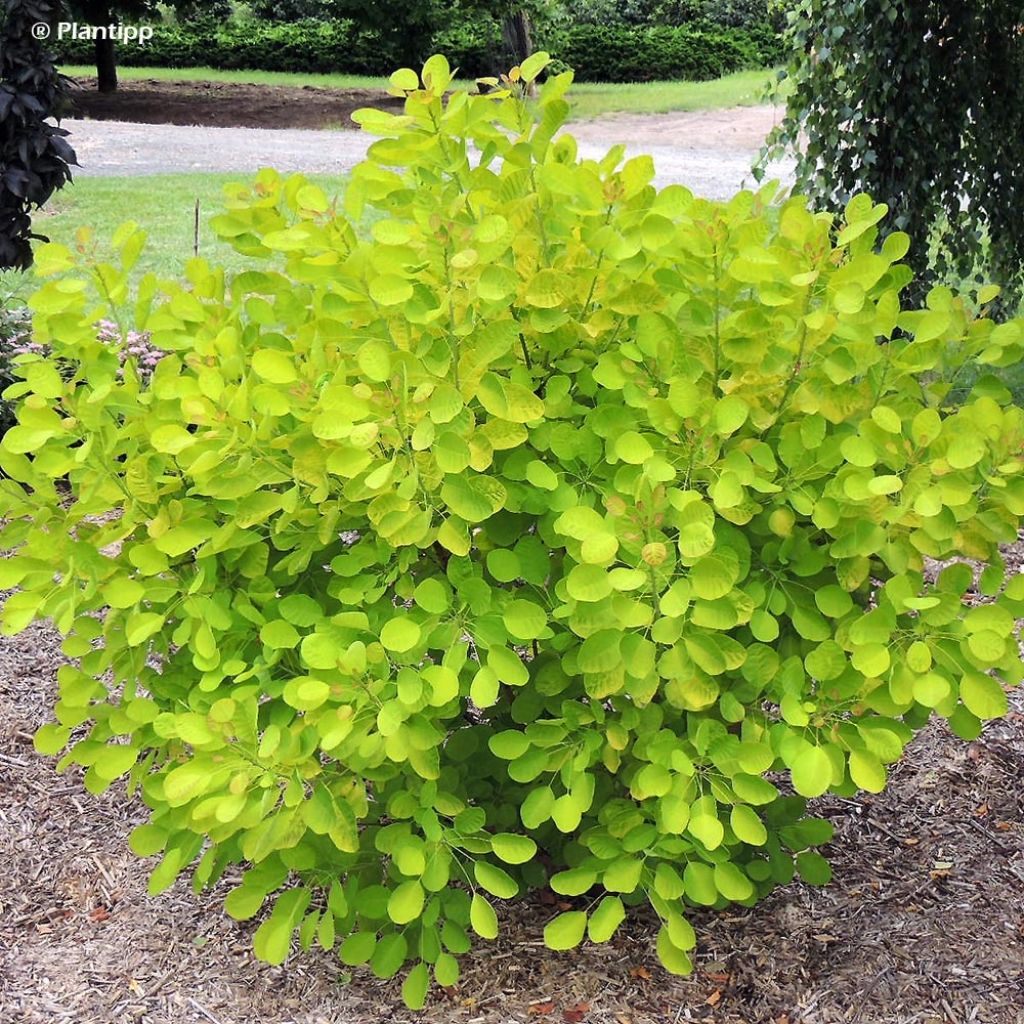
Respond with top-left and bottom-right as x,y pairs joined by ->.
502,10 -> 533,68
95,35 -> 116,92
88,1 -> 117,93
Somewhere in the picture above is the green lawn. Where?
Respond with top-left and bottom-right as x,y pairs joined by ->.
60,64 -> 786,120
61,64 -> 393,92
0,172 -> 348,295
569,70 -> 787,119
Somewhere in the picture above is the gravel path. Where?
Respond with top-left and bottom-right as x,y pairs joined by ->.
64,106 -> 794,199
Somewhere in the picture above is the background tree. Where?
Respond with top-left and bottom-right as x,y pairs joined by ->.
762,0 -> 1024,307
66,0 -> 150,92
65,0 -> 230,92
0,0 -> 77,269
315,0 -> 554,69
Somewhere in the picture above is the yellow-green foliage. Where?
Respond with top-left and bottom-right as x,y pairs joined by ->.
3,54 -> 1024,1008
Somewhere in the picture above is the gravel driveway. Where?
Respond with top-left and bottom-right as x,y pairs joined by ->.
64,106 -> 794,200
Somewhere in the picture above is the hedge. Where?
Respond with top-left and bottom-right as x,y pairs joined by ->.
554,25 -> 758,82
50,18 -> 783,82
51,20 -> 402,76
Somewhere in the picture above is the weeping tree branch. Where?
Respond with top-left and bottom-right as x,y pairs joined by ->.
760,0 -> 1024,311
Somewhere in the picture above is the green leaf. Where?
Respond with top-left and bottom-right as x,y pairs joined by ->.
413,577 -> 450,614
371,933 -> 409,978
340,931 -> 377,966
502,599 -> 548,640
666,912 -> 696,951
434,952 -> 460,987
260,619 -> 300,650
586,896 -> 625,943
401,963 -> 430,1011
656,925 -> 693,975
688,813 -> 724,850
521,787 -> 555,828
615,430 -> 654,464
441,475 -> 506,522
369,274 -> 414,306
814,585 -> 854,618
566,563 -> 613,602
729,805 -> 767,846
474,861 -> 519,899
714,862 -> 754,901
946,435 -> 986,469
683,862 -> 717,905
387,880 -> 425,925
225,886 -> 265,921
390,67 -> 419,91
578,630 -> 622,673
469,893 -> 499,940
519,51 -> 551,83
284,676 -> 330,711
525,460 -> 558,490
959,673 -> 1008,719
491,833 -> 537,865
913,672 -> 951,707
150,424 -> 195,455
543,910 -> 587,951
380,618 -> 421,653
253,916 -> 293,966
848,750 -> 886,792
796,851 -> 833,885
489,731 -> 530,760
550,866 -> 597,896
125,612 -> 164,647
603,856 -> 643,893
300,633 -> 339,670
791,745 -> 833,798
252,348 -> 297,384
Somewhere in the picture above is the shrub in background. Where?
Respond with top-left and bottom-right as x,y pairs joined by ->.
4,55 -> 1024,1009
52,19 -> 405,76
557,24 -> 752,81
50,17 -> 781,81
563,0 -> 782,29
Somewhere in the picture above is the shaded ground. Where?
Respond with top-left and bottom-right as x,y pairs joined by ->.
1,591 -> 1022,1023
68,77 -> 403,131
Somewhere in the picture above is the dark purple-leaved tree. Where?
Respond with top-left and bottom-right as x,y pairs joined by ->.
0,0 -> 77,269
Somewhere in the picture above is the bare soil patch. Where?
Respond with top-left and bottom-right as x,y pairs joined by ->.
67,77 -> 402,131
2,570 -> 1023,1023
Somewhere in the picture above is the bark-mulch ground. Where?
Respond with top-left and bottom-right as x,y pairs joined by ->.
67,77 -> 402,130
2,572 -> 1023,1024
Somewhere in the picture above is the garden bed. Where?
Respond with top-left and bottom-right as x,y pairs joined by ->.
67,77 -> 402,131
1,597 -> 1022,1023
